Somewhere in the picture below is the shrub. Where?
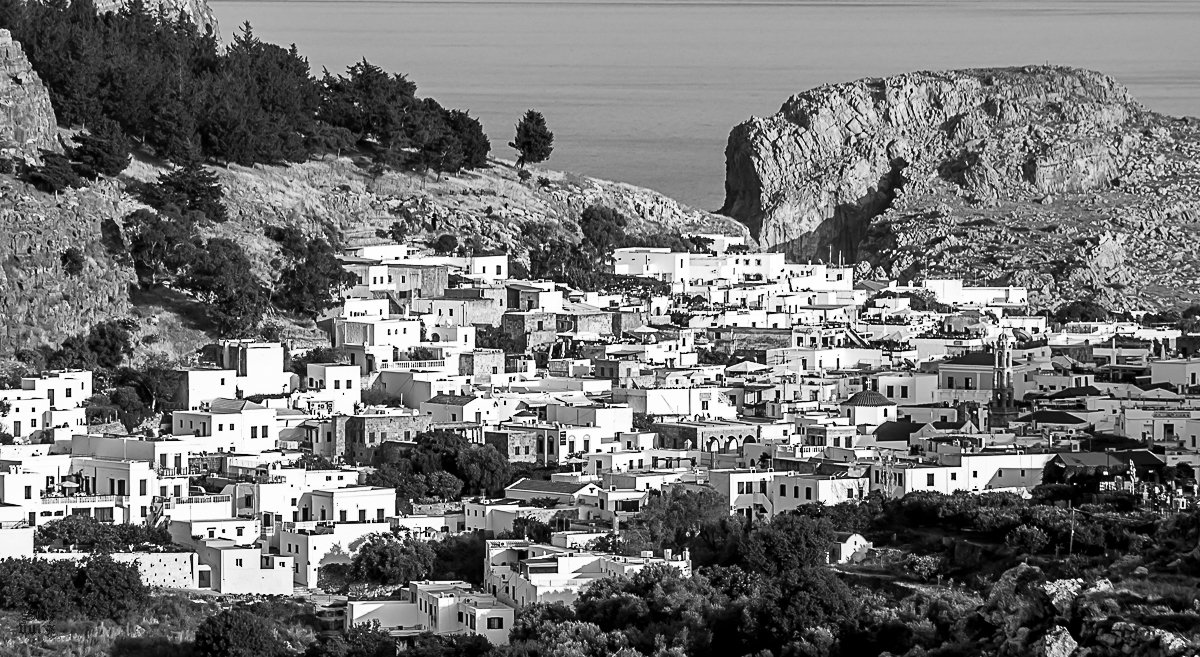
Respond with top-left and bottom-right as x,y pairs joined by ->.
61,247 -> 86,275
1005,524 -> 1050,554
194,609 -> 288,657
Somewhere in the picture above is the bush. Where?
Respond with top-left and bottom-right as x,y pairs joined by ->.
433,234 -> 459,254
23,150 -> 83,193
0,556 -> 147,621
61,247 -> 86,275
195,609 -> 289,657
69,117 -> 132,178
1005,524 -> 1050,554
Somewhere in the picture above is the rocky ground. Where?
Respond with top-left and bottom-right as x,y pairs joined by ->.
859,113 -> 1200,312
723,66 -> 1200,311
1,151 -> 745,358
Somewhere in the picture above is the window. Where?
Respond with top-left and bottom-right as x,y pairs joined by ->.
947,376 -> 955,389
779,484 -> 786,497
339,510 -> 347,522
886,385 -> 894,398
950,472 -> 957,481
926,474 -> 935,486
140,480 -> 147,495
759,480 -> 766,494
334,380 -> 341,390
805,487 -> 812,500
24,486 -> 31,500
235,559 -> 243,567
487,617 -> 504,630
901,385 -> 909,397
737,482 -> 746,494
236,527 -> 244,537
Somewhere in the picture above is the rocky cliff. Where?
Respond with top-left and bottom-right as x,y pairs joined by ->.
0,29 -> 137,350
0,29 -> 58,159
0,179 -> 139,349
94,0 -> 219,37
722,66 -> 1200,310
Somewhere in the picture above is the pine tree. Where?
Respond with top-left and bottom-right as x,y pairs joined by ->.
509,109 -> 553,168
69,117 -> 132,178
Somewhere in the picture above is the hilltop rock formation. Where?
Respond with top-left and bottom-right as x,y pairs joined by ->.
94,0 -> 219,37
722,66 -> 1200,310
0,29 -> 58,159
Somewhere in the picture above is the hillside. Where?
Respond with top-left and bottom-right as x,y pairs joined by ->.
721,66 -> 1200,311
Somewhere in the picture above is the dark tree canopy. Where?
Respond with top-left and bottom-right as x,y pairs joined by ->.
509,109 -> 553,167
266,226 -> 357,318
61,247 -> 86,275
579,204 -> 628,255
69,116 -> 133,178
0,2 -> 489,173
195,609 -> 289,657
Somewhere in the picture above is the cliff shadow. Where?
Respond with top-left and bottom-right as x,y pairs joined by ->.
769,158 -> 908,263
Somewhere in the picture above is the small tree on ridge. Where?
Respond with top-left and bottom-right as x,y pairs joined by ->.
509,109 -> 553,168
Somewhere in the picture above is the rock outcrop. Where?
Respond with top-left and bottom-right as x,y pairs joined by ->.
94,0 -> 219,37
0,178 -> 138,349
722,66 -> 1200,310
0,29 -> 58,159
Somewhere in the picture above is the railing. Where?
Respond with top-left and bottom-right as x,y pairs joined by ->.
155,467 -> 204,478
41,494 -> 126,505
175,494 -> 232,505
378,359 -> 447,371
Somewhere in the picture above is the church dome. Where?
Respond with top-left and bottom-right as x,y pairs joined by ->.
842,390 -> 895,407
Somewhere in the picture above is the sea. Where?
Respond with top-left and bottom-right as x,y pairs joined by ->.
211,0 -> 1200,210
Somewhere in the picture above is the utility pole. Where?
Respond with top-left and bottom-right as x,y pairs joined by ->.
1068,501 -> 1076,556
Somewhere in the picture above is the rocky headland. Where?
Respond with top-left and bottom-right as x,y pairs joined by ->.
721,66 -> 1200,310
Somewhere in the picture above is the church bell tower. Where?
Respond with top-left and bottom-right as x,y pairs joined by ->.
989,331 -> 1018,428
